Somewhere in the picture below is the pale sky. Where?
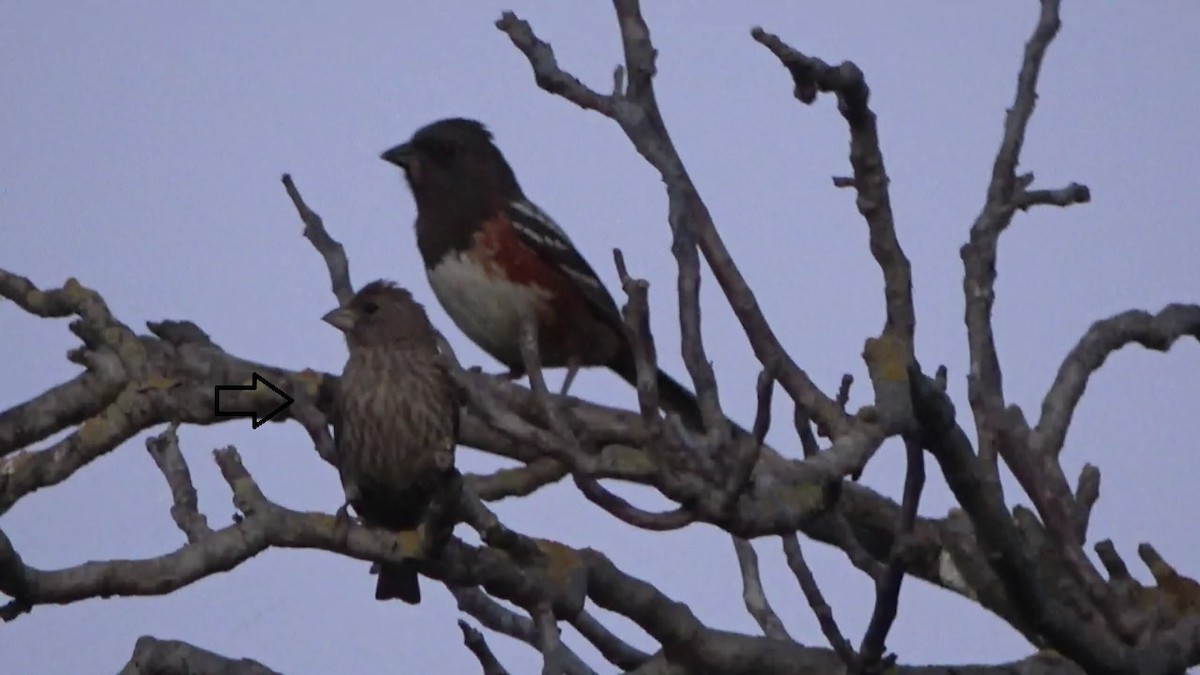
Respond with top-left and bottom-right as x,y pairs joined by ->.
2,3 -> 1197,673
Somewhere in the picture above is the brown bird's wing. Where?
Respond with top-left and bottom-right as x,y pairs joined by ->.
505,199 -> 626,331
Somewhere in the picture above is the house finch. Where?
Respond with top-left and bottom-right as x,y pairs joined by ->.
323,280 -> 459,604
380,117 -> 729,433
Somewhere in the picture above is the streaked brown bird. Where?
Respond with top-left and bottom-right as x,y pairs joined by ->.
380,117 -> 726,433
323,280 -> 459,604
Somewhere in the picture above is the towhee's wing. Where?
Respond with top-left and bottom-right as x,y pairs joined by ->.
504,199 -> 626,330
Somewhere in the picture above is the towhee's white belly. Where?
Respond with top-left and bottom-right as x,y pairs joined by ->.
426,252 -> 550,367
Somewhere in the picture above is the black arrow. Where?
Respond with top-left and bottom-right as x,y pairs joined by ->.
214,372 -> 294,429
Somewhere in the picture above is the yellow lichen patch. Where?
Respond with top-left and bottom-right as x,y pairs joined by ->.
0,451 -> 31,476
139,376 -> 177,392
77,417 -> 112,444
862,335 -> 909,383
536,539 -> 586,596
536,539 -> 582,576
393,528 -> 425,558
295,369 -> 325,397
25,289 -> 46,312
781,483 -> 827,513
854,405 -> 879,424
602,445 -> 657,476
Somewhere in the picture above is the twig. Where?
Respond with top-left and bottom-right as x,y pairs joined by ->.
835,374 -> 853,411
732,537 -> 792,640
535,601 -> 565,675
458,620 -> 513,675
781,534 -> 859,669
1073,463 -> 1101,541
568,610 -> 650,670
724,369 -> 772,502
612,248 -> 662,424
858,438 -> 924,667
1012,181 -> 1091,210
280,174 -> 354,306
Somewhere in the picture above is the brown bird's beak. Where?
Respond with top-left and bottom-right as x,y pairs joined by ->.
322,307 -> 357,333
381,142 -> 414,168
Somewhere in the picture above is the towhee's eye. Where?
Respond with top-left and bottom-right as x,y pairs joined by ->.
362,301 -> 380,315
426,139 -> 458,162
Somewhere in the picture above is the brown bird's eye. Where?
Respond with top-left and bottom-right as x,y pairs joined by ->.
362,301 -> 380,315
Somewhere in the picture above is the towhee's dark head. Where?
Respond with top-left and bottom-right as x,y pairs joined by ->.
381,117 -> 523,211
322,280 -> 438,350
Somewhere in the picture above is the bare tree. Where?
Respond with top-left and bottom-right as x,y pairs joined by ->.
3,1 -> 1198,673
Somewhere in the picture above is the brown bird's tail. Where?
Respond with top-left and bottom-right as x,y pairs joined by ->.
376,560 -> 421,604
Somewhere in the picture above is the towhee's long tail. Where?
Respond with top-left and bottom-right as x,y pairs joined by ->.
609,348 -> 749,438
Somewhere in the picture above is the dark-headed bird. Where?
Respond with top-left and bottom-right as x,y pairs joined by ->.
324,280 -> 459,604
380,117 -> 720,433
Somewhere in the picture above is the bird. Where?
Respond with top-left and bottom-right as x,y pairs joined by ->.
380,117 -> 724,434
323,279 -> 460,604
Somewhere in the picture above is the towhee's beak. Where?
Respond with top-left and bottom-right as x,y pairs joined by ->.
322,307 -> 357,333
381,142 -> 415,169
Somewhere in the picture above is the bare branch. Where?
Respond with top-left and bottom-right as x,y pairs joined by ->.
750,27 -> 914,350
468,458 -> 568,502
732,537 -> 791,640
1033,304 -> 1200,459
144,424 -> 211,542
453,588 -> 597,675
957,0 -> 1081,489
568,610 -> 650,670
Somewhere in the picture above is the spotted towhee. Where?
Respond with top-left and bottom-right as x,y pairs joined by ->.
381,118 -> 719,433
